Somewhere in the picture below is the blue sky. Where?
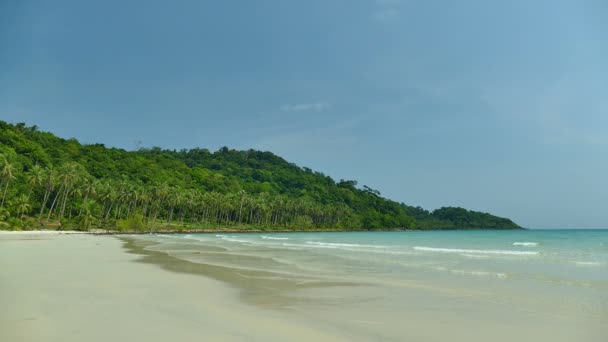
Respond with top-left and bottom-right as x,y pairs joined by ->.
1,0 -> 607,228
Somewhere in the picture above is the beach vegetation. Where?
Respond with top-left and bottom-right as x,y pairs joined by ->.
0,121 -> 521,231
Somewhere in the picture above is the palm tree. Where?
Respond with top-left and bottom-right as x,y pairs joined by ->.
47,162 -> 81,220
167,189 -> 182,225
78,177 -> 97,216
58,163 -> 81,219
25,164 -> 44,201
38,166 -> 56,222
79,199 -> 96,230
0,154 -> 18,211
236,190 -> 246,224
16,194 -> 31,220
102,187 -> 118,222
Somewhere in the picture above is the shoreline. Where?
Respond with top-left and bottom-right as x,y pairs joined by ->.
0,226 -> 525,236
1,231 -> 603,341
0,233 -> 353,341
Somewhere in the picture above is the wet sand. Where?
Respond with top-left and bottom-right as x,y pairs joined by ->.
0,233 -> 349,341
1,232 -> 604,341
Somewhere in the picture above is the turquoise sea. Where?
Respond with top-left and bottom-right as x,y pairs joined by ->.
131,230 -> 608,341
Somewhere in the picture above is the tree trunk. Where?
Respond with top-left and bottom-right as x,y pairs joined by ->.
39,187 -> 52,222
48,185 -> 64,220
0,180 -> 11,210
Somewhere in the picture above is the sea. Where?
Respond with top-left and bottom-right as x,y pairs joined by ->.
128,230 -> 608,341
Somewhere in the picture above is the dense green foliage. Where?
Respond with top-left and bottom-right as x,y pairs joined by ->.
0,121 -> 521,231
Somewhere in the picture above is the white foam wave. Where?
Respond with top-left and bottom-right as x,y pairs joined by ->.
222,238 -> 249,243
450,269 -> 508,279
261,236 -> 289,240
213,234 -> 250,243
281,243 -> 414,255
513,242 -> 539,247
460,253 -> 489,258
573,261 -> 602,266
306,241 -> 387,248
413,246 -> 538,256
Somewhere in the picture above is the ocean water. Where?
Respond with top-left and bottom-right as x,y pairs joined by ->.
128,230 -> 608,341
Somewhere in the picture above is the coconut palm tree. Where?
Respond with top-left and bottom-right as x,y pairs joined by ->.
0,154 -> 18,211
79,199 -> 96,230
236,190 -> 246,224
16,194 -> 31,220
25,164 -> 44,201
58,163 -> 82,219
166,189 -> 182,225
38,166 -> 56,222
77,177 -> 97,216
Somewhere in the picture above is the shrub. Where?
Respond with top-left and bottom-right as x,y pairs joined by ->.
117,214 -> 145,232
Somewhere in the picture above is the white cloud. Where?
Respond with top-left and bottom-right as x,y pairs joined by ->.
280,102 -> 331,112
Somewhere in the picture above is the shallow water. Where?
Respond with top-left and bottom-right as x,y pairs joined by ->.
127,230 -> 608,341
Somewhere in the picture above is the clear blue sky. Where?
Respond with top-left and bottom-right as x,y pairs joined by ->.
1,0 -> 607,228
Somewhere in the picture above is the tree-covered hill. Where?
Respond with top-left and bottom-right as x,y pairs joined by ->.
0,121 -> 521,231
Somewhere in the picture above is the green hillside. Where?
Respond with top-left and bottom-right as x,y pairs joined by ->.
0,121 -> 521,231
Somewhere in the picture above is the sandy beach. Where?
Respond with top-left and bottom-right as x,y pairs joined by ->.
1,231 -> 605,341
0,232 -> 350,342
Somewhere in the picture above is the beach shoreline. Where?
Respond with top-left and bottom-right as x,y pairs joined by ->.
1,231 -> 604,341
0,225 -> 526,237
0,233 -> 354,342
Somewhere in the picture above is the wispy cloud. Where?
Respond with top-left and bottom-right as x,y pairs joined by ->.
280,102 -> 331,112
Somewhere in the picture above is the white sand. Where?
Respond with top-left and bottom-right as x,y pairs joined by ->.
0,230 -> 88,235
1,232 -> 604,342
0,233 -> 347,342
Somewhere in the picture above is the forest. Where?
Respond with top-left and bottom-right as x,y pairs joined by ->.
0,121 -> 521,231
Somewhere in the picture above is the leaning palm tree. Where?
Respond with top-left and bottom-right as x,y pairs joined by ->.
38,166 -> 56,222
25,164 -> 44,201
47,162 -> 81,220
0,154 -> 18,211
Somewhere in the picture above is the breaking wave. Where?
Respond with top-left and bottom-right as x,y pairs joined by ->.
413,246 -> 539,256
513,242 -> 539,247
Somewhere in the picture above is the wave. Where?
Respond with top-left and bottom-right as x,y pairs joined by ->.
221,238 -> 250,243
261,236 -> 289,240
450,269 -> 508,279
413,246 -> 539,256
213,234 -> 250,243
431,266 -> 507,278
281,243 -> 414,255
460,253 -> 489,258
513,242 -> 539,247
573,261 -> 602,266
306,241 -> 387,248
